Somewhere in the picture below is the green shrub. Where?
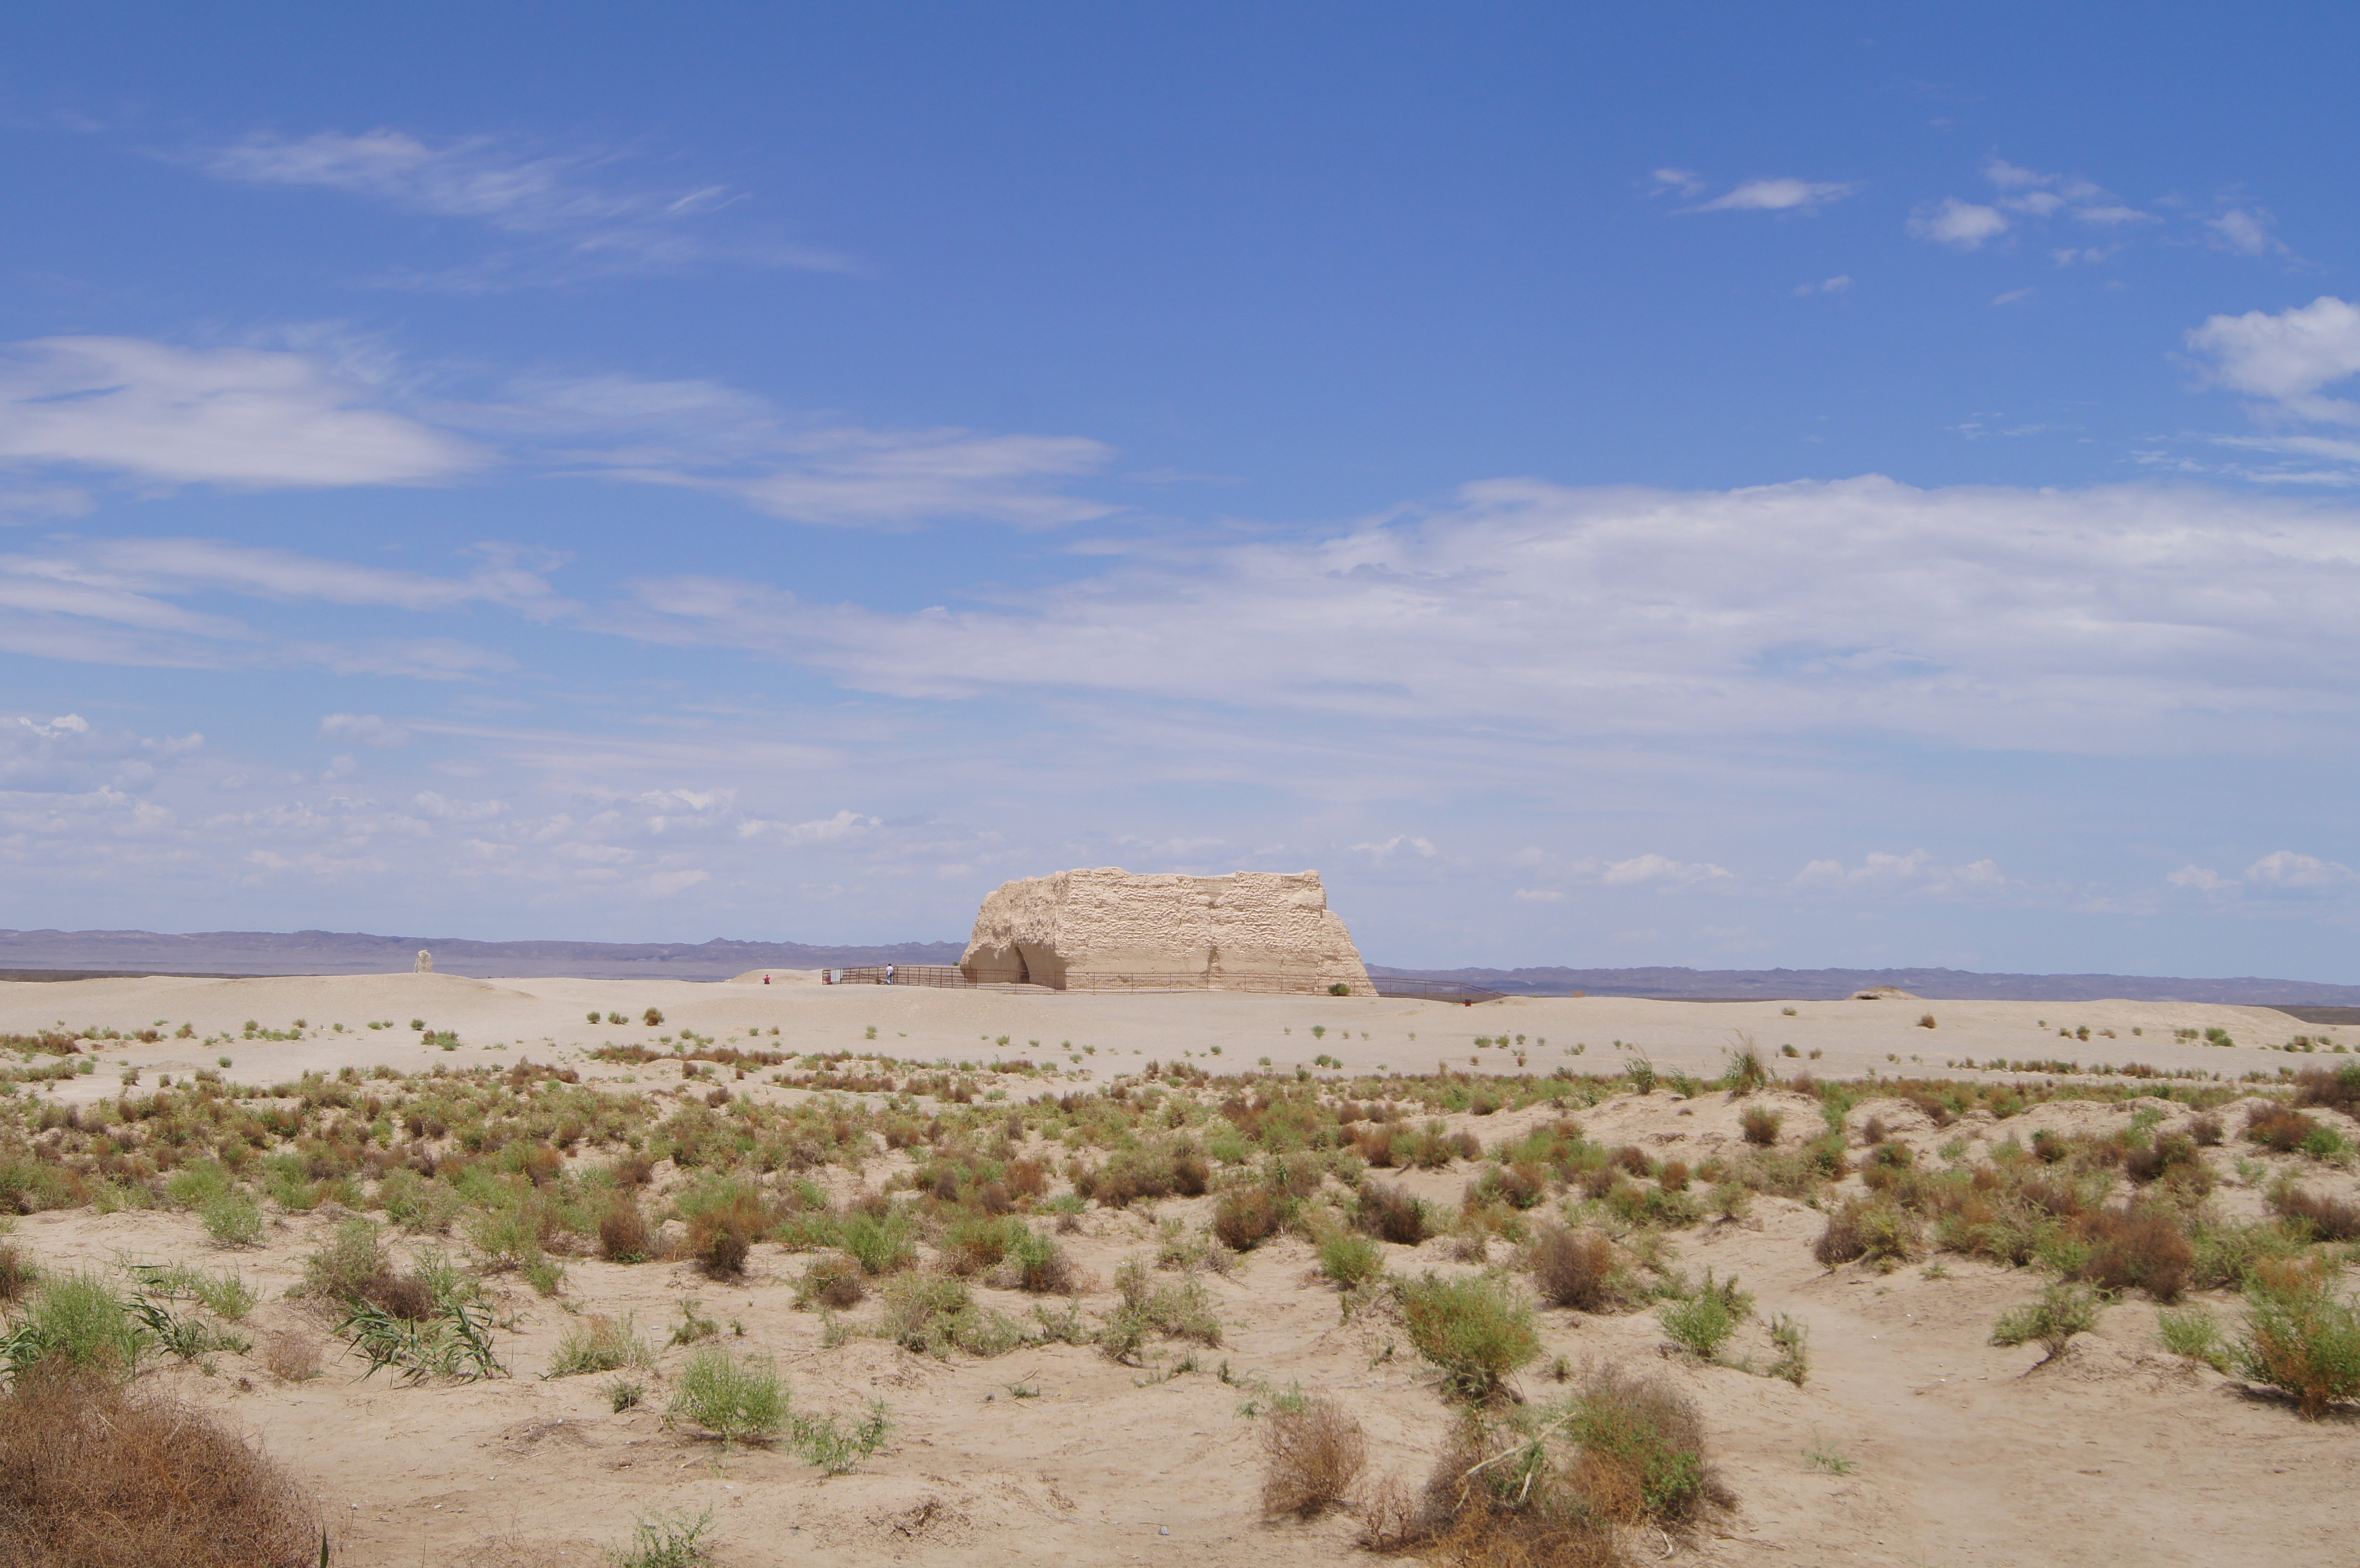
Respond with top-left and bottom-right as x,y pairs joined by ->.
1566,1365 -> 1716,1521
787,1400 -> 892,1475
839,1206 -> 918,1275
200,1189 -> 266,1248
2239,1259 -> 2360,1419
665,1347 -> 784,1446
1396,1272 -> 1538,1399
1658,1278 -> 1746,1361
1991,1281 -> 2099,1362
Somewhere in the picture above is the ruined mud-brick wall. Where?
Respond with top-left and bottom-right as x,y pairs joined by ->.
958,868 -> 1374,993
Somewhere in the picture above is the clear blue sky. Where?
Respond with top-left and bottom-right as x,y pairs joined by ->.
4,3 -> 2359,977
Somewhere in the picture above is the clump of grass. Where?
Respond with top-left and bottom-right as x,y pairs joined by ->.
1812,1195 -> 1923,1268
2157,1305 -> 2231,1372
665,1346 -> 784,1447
1100,1260 -> 1223,1363
1396,1272 -> 1538,1400
1317,1231 -> 1385,1288
1739,1106 -> 1782,1146
610,1507 -> 714,1568
1529,1226 -> 1618,1312
1260,1398 -> 1367,1518
548,1313 -> 655,1378
1991,1281 -> 2100,1362
0,1370 -> 320,1568
1,1273 -> 147,1378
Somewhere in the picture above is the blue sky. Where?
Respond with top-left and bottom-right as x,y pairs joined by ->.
4,4 -> 2360,977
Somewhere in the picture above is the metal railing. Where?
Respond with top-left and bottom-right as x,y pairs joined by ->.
826,964 -> 1500,1003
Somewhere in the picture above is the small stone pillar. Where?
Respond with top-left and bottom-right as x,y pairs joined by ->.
415,950 -> 433,974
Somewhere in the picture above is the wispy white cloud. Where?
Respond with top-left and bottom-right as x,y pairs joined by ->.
0,337 -> 1116,529
0,337 -> 483,488
2203,208 -> 2288,260
1793,275 -> 1853,297
1909,196 -> 2010,249
1600,853 -> 1732,888
1912,160 -> 2152,253
1793,850 -> 2008,898
319,713 -> 413,747
2171,851 -> 2354,895
188,128 -> 850,285
593,427 -> 1120,530
1690,177 -> 1856,213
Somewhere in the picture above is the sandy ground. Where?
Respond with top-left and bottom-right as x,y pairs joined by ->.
6,975 -> 2360,1566
4,1083 -> 2356,1568
1,971 -> 2343,1099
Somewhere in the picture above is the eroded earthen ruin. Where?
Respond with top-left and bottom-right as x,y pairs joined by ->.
958,867 -> 1372,993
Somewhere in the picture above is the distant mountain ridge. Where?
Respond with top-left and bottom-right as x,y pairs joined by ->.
3,930 -> 2354,1002
0,928 -> 962,981
1365,963 -> 2360,1004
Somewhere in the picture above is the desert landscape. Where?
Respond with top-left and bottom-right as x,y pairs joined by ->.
1,967 -> 2358,1567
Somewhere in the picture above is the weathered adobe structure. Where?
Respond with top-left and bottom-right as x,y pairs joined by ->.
958,868 -> 1373,994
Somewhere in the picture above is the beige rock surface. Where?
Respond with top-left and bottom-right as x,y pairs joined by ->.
958,867 -> 1373,992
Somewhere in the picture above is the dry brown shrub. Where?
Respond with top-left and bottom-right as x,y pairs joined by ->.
1212,1187 -> 1280,1251
1357,1181 -> 1430,1245
1739,1108 -> 1782,1147
597,1198 -> 653,1263
2292,1064 -> 2360,1117
1655,1161 -> 1689,1193
1260,1399 -> 1368,1519
1004,1157 -> 1047,1198
356,1268 -> 437,1321
0,1245 -> 33,1305
1859,1115 -> 1889,1145
2187,1113 -> 2224,1147
796,1252 -> 867,1309
1530,1226 -> 1617,1312
0,1371 -> 319,1568
1356,1471 -> 1423,1551
2072,1207 -> 2193,1301
257,1330 -> 322,1383
1171,1148 -> 1211,1197
2270,1184 -> 2360,1243
1610,1146 -> 1651,1177
2246,1103 -> 2318,1152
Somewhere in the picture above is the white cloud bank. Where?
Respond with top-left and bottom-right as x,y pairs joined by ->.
2187,296 -> 2360,425
619,475 -> 2360,756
